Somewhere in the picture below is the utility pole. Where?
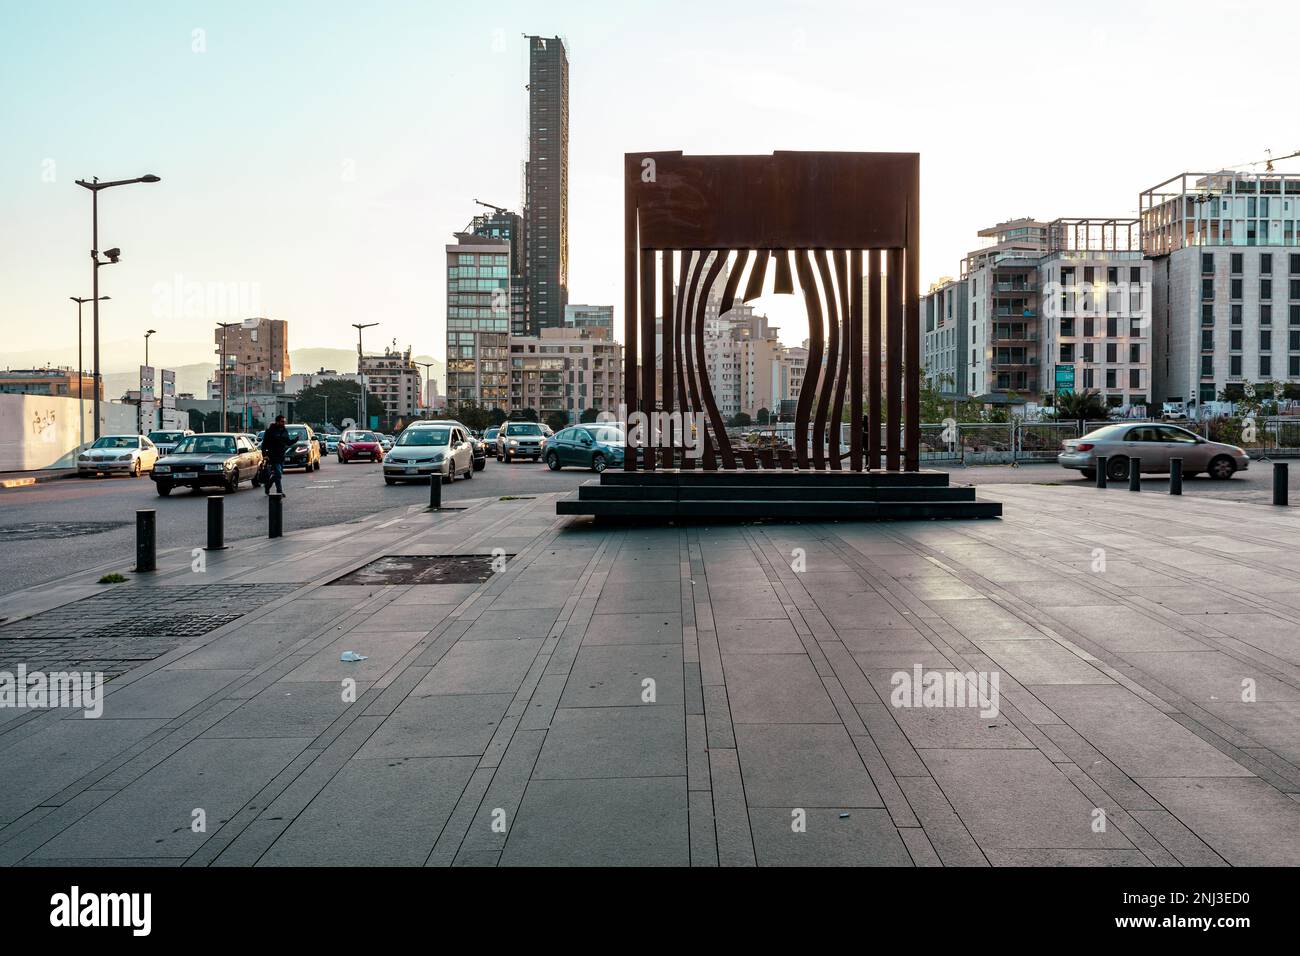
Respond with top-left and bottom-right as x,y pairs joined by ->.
352,322 -> 378,428
217,322 -> 238,431
414,360 -> 436,416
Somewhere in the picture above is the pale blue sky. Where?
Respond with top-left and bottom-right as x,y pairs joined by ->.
2,0 -> 1295,370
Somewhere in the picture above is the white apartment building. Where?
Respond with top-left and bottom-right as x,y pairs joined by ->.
359,346 -> 421,425
921,277 -> 968,397
508,326 -> 622,424
1141,170 -> 1300,407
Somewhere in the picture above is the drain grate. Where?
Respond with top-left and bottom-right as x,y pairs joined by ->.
0,583 -> 301,679
327,554 -> 513,586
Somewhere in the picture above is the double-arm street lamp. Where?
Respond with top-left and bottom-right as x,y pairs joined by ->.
70,295 -> 110,448
74,174 -> 162,439
352,322 -> 378,428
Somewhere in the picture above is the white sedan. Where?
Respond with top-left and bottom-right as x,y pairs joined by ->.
382,424 -> 475,484
77,435 -> 159,478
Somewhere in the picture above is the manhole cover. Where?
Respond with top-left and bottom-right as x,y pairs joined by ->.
327,554 -> 513,586
0,521 -> 129,541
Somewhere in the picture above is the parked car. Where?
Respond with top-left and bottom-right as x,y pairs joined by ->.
78,434 -> 159,478
382,423 -> 475,484
1059,423 -> 1248,481
496,420 -> 547,462
337,429 -> 384,463
281,424 -> 321,471
146,429 -> 194,456
545,425 -> 625,472
151,433 -> 262,495
415,419 -> 487,470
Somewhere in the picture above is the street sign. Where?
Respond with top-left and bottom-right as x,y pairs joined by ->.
1054,364 -> 1075,394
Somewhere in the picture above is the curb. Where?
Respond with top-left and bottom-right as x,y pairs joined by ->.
0,470 -> 78,489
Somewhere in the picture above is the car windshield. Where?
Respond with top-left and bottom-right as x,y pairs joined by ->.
148,432 -> 185,443
484,428 -> 499,439
346,432 -> 378,442
506,423 -> 543,436
397,428 -> 450,446
91,436 -> 137,449
586,427 -> 624,444
286,426 -> 309,441
174,436 -> 235,455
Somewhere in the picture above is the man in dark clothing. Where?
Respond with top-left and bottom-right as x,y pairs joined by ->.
261,415 -> 291,496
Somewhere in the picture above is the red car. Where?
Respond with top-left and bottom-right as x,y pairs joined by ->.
337,429 -> 384,463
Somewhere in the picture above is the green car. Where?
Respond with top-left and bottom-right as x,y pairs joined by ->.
544,425 -> 625,472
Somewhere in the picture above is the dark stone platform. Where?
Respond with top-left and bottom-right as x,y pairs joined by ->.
556,469 -> 1002,521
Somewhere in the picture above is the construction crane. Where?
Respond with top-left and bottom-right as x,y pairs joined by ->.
474,199 -> 509,215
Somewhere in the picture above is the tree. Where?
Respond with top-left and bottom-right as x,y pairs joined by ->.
296,379 -> 382,431
545,410 -> 569,433
489,407 -> 508,427
727,411 -> 752,427
580,407 -> 601,424
449,401 -> 492,432
756,407 -> 770,425
1052,388 -> 1109,425
520,408 -> 539,423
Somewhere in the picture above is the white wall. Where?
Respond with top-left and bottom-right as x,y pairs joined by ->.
0,393 -> 137,471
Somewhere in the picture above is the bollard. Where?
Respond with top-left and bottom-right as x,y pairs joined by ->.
1274,461 -> 1289,507
1095,456 -> 1107,488
1170,458 -> 1183,496
429,472 -> 442,510
206,495 -> 227,550
135,510 -> 156,572
268,493 -> 283,538
1128,457 -> 1141,492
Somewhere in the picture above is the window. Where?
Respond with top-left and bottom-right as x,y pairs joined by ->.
1231,329 -> 1243,351
1292,356 -> 1300,376
1291,330 -> 1300,351
1291,254 -> 1300,274
1202,304 -> 1214,326
1202,278 -> 1214,300
1129,369 -> 1141,389
1263,304 -> 1273,325
1201,355 -> 1213,376
1060,343 -> 1074,362
1292,279 -> 1300,300
1261,330 -> 1272,351
1202,253 -> 1214,275
1129,343 -> 1141,363
1231,253 -> 1243,275
1083,317 -> 1094,337
1106,369 -> 1117,388
1230,355 -> 1242,376
1106,317 -> 1118,337
1083,342 -> 1094,362
1201,329 -> 1213,351
1260,355 -> 1272,377
1106,342 -> 1118,363
1232,304 -> 1243,325
1231,278 -> 1243,299
1262,279 -> 1273,301
1262,253 -> 1272,275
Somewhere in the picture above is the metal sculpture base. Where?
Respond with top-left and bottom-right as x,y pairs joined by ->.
556,469 -> 1001,522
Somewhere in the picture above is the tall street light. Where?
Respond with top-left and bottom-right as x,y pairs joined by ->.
216,321 -> 238,431
352,322 -> 378,428
74,174 -> 161,439
414,360 -> 436,417
70,295 -> 109,449
144,329 -> 156,366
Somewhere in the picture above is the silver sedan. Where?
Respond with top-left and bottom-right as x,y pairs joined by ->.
1059,423 -> 1248,481
77,435 -> 159,477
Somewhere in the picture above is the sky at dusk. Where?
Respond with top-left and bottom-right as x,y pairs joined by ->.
2,0 -> 1296,372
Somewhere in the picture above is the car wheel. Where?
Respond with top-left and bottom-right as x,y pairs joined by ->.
1105,456 -> 1129,481
546,452 -> 561,471
1081,468 -> 1096,481
224,475 -> 239,493
464,463 -> 473,479
442,472 -> 453,484
1208,455 -> 1237,480
384,477 -> 396,485
592,453 -> 607,473
155,482 -> 172,497
130,461 -> 141,478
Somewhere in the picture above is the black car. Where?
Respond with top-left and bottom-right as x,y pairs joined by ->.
151,433 -> 263,495
283,424 -> 321,471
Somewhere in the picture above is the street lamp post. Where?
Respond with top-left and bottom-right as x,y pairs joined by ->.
414,360 -> 436,417
352,322 -> 378,429
70,295 -> 109,449
216,322 -> 238,432
144,329 -> 156,367
74,174 -> 161,439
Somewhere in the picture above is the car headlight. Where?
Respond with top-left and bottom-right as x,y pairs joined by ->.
509,439 -> 519,446
117,453 -> 134,461
432,453 -> 445,463
79,453 -> 90,461
294,443 -> 307,452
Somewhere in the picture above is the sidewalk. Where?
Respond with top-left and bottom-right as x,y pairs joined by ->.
1,484 -> 1298,866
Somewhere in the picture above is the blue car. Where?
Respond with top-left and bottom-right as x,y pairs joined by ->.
544,425 -> 625,472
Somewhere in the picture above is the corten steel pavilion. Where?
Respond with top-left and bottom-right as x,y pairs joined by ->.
557,150 -> 999,520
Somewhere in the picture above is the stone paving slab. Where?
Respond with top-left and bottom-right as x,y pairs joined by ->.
3,484 -> 1300,866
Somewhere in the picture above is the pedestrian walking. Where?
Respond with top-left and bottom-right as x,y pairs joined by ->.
261,415 -> 291,496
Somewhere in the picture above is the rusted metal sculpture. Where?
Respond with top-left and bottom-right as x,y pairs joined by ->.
623,151 -> 920,472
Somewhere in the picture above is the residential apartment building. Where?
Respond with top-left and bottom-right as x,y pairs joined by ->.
564,303 -> 614,336
1039,219 -> 1151,408
210,317 -> 289,396
445,232 -> 511,412
1141,170 -> 1300,407
468,207 -> 526,336
524,35 -> 569,334
359,346 -> 422,424
508,326 -> 622,424
921,278 -> 969,397
0,367 -> 100,400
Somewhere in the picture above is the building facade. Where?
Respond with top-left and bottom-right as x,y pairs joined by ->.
564,303 -> 614,335
0,367 -> 100,400
211,317 -> 289,396
359,346 -> 421,425
1141,170 -> 1300,407
508,326 -> 622,425
445,233 -> 512,412
524,35 -> 569,334
468,207 -> 527,336
921,278 -> 969,397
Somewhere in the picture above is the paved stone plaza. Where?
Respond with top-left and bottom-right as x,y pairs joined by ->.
1,482 -> 1298,866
